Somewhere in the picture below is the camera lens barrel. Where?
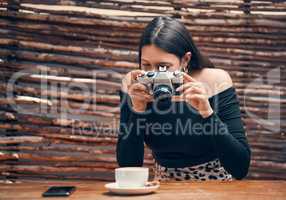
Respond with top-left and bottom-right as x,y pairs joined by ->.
153,85 -> 173,101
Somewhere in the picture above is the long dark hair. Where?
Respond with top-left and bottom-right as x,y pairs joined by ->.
138,16 -> 214,73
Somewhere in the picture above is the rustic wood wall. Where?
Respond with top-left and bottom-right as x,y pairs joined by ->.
0,0 -> 285,181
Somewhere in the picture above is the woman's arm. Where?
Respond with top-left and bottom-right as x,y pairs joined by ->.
116,90 -> 145,167
202,89 -> 251,180
178,70 -> 251,179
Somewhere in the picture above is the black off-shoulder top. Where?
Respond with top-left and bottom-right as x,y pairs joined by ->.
116,86 -> 251,179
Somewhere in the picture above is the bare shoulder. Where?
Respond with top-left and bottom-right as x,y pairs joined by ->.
192,68 -> 233,97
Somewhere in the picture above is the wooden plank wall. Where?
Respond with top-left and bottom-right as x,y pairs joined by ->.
0,0 -> 285,181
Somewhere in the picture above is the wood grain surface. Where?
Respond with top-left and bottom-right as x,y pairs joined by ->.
0,180 -> 285,200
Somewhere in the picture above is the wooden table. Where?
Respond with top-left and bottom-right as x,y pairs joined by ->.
0,179 -> 285,200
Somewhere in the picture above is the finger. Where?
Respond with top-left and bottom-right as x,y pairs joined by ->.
183,72 -> 197,83
172,95 -> 182,102
128,83 -> 148,92
131,70 -> 145,81
130,93 -> 153,102
181,86 -> 203,97
131,94 -> 152,101
130,89 -> 152,97
129,87 -> 152,97
122,70 -> 144,90
185,94 -> 206,101
129,90 -> 152,101
176,82 -> 200,92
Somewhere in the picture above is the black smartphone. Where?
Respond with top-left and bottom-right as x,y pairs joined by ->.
42,186 -> 76,197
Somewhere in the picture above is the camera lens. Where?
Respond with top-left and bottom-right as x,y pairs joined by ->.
153,85 -> 172,101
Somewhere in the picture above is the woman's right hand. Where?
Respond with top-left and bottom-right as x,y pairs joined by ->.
122,70 -> 153,112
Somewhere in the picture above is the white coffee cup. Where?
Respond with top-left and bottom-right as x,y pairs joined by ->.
115,167 -> 149,188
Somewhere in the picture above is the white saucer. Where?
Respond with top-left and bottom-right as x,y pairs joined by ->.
104,182 -> 160,195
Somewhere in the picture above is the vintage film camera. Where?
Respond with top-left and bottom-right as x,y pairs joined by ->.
137,66 -> 184,101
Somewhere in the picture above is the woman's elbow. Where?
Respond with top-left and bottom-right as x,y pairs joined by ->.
233,150 -> 251,180
232,166 -> 249,180
116,143 -> 144,167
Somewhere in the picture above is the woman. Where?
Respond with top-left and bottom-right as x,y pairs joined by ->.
116,16 -> 251,181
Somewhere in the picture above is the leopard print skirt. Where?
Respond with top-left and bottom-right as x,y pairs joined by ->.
153,158 -> 233,181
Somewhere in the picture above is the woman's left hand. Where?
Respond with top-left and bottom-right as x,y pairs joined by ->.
176,73 -> 214,118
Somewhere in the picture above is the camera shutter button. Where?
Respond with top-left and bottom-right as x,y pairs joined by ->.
147,71 -> 155,77
174,71 -> 179,76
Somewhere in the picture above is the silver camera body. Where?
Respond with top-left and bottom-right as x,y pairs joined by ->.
137,66 -> 184,101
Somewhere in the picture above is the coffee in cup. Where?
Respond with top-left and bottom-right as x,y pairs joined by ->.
115,167 -> 149,188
